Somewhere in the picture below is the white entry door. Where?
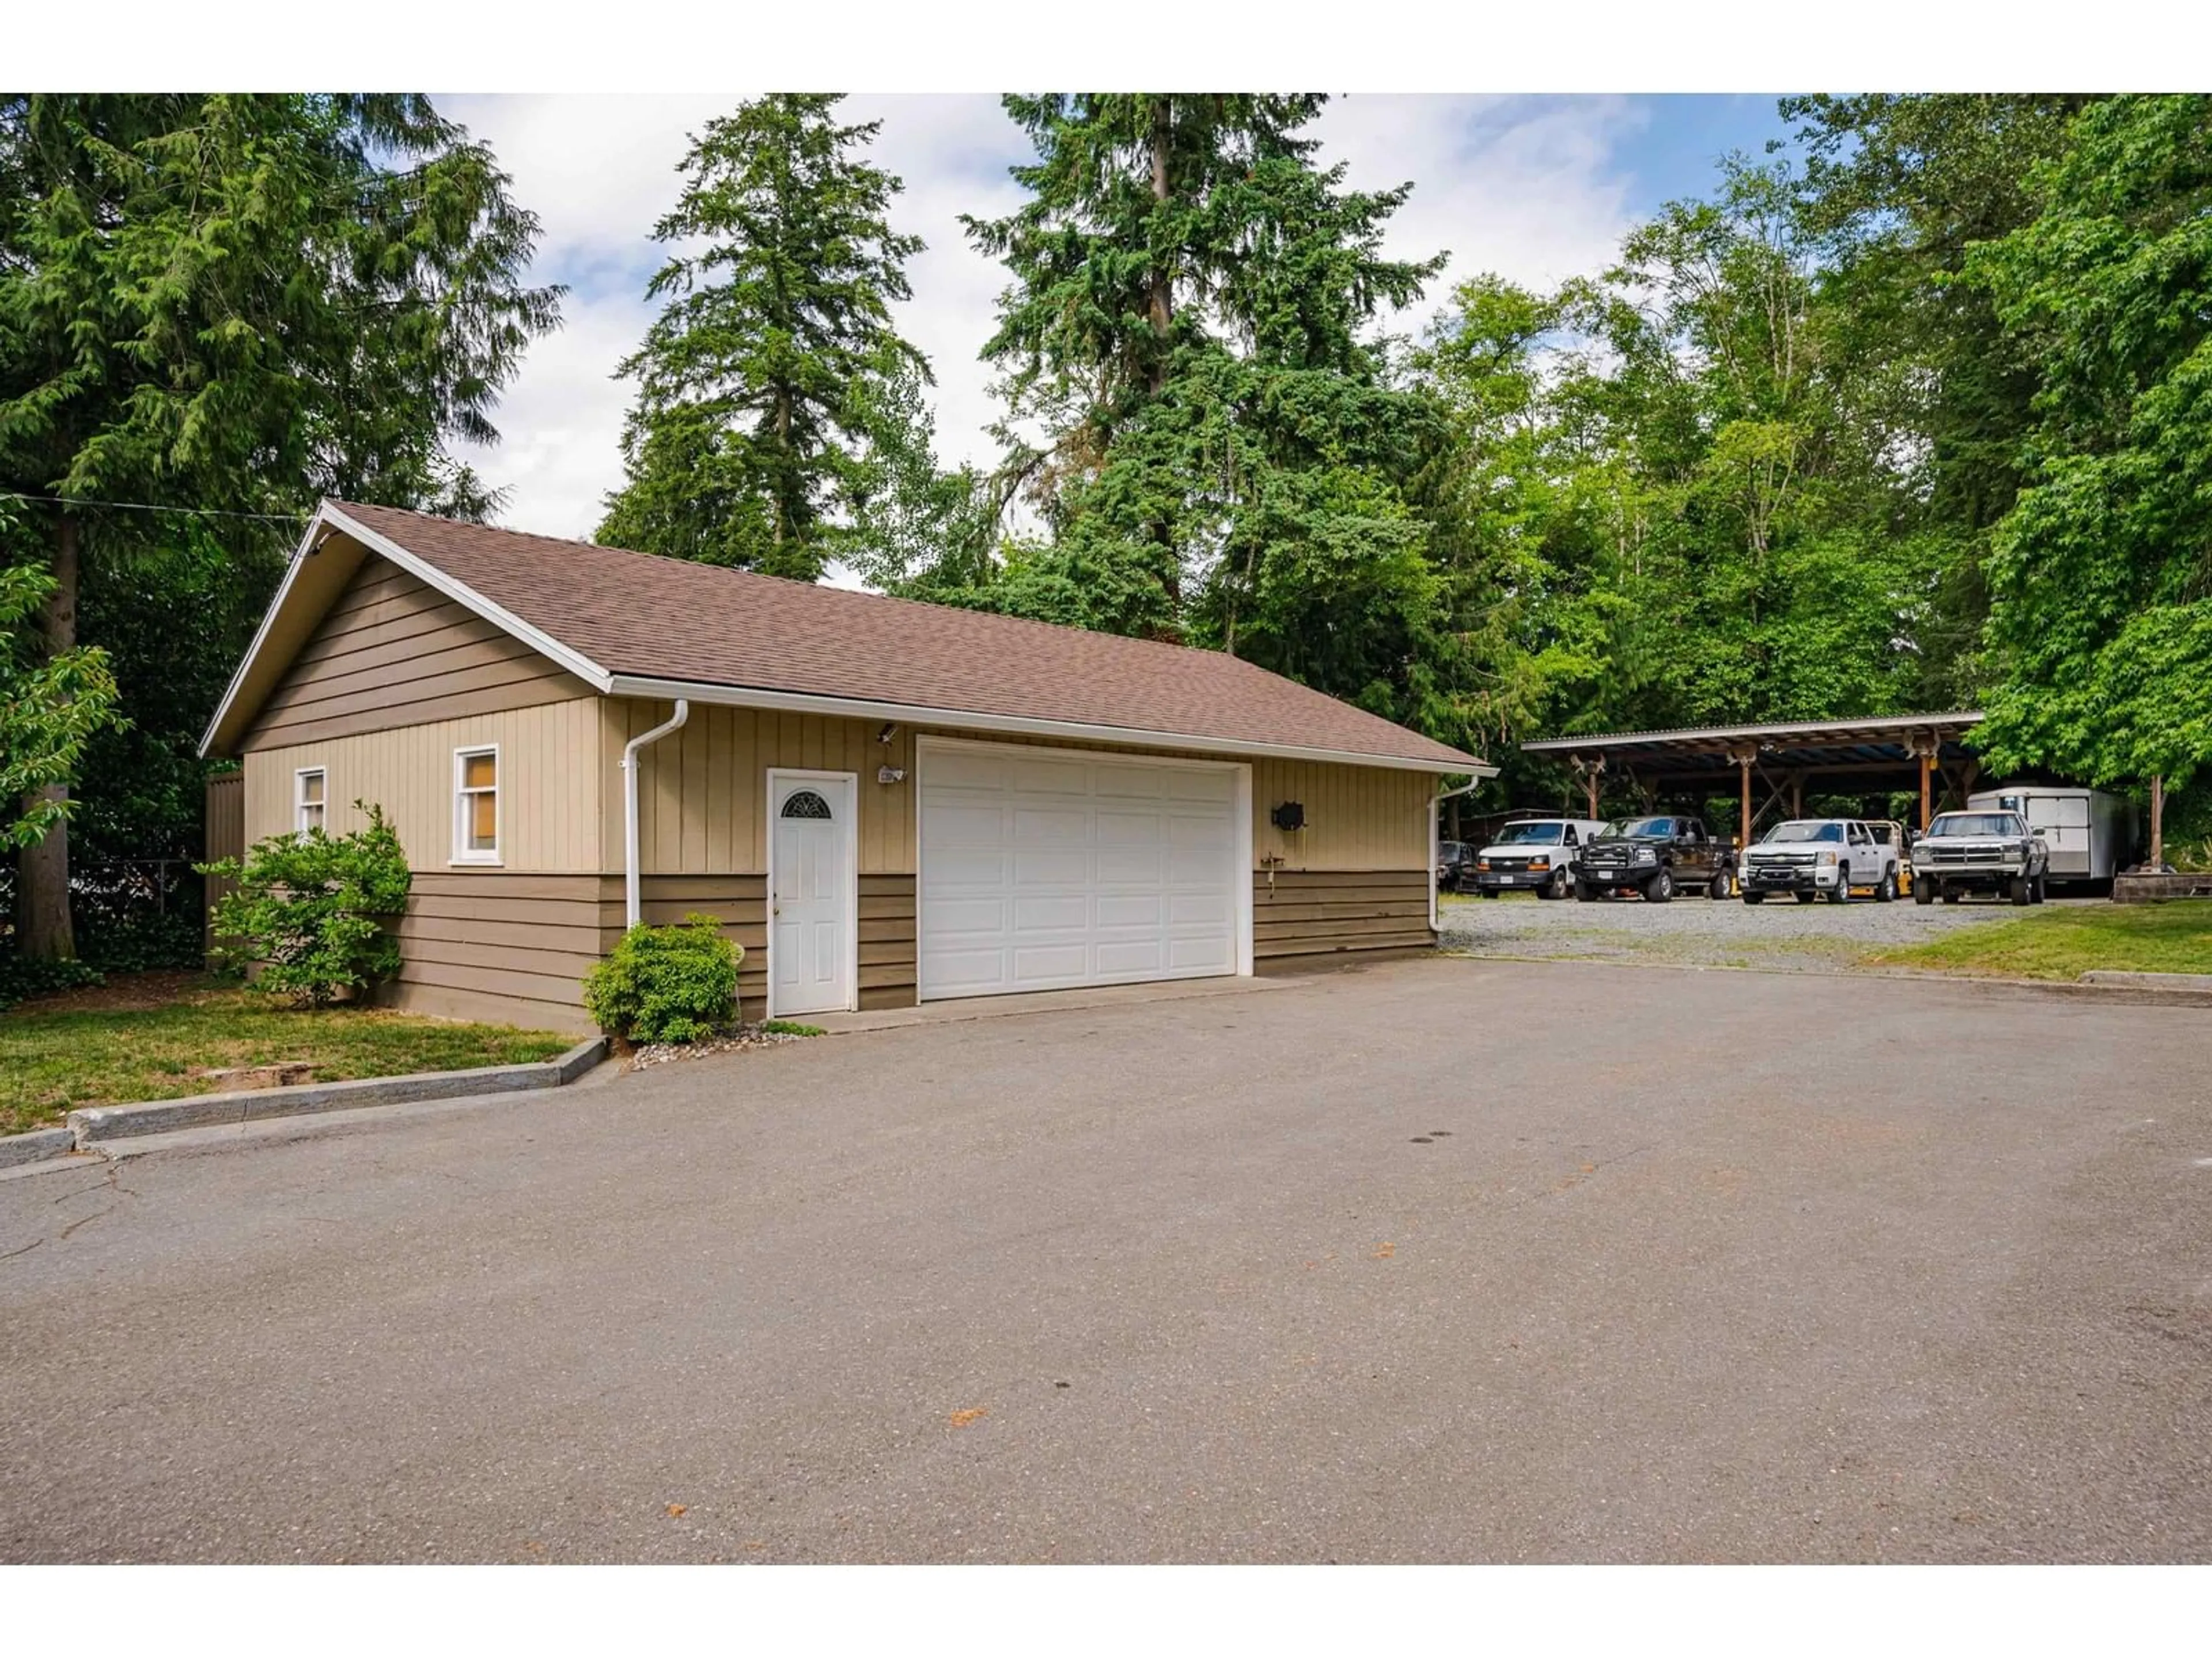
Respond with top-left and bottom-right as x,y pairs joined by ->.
917,740 -> 1246,1001
769,772 -> 857,1016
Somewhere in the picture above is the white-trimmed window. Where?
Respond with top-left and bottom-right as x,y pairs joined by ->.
294,767 -> 327,836
453,745 -> 501,863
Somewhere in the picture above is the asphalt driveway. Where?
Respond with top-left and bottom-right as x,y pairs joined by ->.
3,957 -> 2208,1563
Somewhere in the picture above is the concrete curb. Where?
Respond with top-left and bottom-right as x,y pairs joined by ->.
43,1036 -> 605,1149
2080,969 -> 2212,994
0,1126 -> 78,1170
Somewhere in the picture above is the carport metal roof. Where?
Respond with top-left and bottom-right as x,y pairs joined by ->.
1521,712 -> 1988,838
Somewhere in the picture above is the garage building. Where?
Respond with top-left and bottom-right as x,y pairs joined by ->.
201,502 -> 1491,1032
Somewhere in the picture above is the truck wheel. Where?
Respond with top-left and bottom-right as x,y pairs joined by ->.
2011,872 -> 2033,906
1542,867 -> 1571,900
1708,867 -> 1736,900
2031,873 -> 2048,904
1644,867 -> 1673,903
1876,870 -> 1897,903
1575,882 -> 1596,903
1914,881 -> 1934,906
1743,891 -> 1766,904
1827,865 -> 1851,904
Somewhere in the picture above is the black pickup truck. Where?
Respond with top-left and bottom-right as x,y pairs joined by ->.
1575,815 -> 1737,903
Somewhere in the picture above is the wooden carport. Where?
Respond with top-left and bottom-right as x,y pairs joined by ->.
1521,713 -> 1986,846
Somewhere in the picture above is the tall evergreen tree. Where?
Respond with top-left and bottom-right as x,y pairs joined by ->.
0,93 -> 558,960
940,95 -> 1450,730
599,94 -> 931,582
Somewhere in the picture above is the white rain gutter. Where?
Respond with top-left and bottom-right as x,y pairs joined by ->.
622,700 -> 690,930
1430,776 -> 1488,931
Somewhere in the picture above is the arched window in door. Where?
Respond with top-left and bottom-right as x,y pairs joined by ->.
781,789 -> 834,821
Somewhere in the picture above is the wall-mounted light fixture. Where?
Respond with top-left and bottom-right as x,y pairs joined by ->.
877,765 -> 906,785
877,722 -> 900,744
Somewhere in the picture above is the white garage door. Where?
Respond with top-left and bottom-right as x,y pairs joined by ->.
918,742 -> 1244,1000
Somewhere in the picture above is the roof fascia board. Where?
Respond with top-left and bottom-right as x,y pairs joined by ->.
320,505 -> 613,694
605,673 -> 1494,777
1521,713 -> 1984,753
198,502 -> 617,758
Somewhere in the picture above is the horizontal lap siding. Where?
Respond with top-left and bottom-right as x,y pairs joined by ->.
245,558 -> 591,750
386,873 -> 605,1034
1252,870 -> 1434,963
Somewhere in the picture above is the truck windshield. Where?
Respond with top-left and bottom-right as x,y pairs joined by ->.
1495,823 -> 1564,844
1602,818 -> 1672,839
1928,813 -> 2021,838
1764,821 -> 1842,843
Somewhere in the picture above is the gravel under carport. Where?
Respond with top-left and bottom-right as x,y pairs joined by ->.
1440,888 -> 2071,974
2,954 -> 2207,1564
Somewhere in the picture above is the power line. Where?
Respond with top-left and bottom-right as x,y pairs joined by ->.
0,490 -> 308,525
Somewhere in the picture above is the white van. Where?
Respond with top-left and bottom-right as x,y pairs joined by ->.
1471,816 -> 1609,900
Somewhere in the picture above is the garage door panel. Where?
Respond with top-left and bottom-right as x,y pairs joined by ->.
1094,940 -> 1168,975
929,750 -> 1014,791
1014,849 -> 1089,885
1008,756 -> 1093,794
1096,809 -> 1167,845
923,895 -> 1009,934
1096,893 -> 1166,929
919,744 -> 1244,1001
1168,935 -> 1236,971
1013,805 -> 1090,843
1014,894 -> 1089,930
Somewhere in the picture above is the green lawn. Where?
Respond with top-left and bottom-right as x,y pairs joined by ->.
1,983 -> 573,1136
1866,900 -> 2212,981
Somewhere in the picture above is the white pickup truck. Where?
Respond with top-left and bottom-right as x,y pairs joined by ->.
1469,816 -> 1608,900
1739,818 -> 1903,904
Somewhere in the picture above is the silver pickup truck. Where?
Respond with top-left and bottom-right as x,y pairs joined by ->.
1910,809 -> 2050,906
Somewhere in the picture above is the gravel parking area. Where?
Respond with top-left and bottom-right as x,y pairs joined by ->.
1438,889 -> 2083,973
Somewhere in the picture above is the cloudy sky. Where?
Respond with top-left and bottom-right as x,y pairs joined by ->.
440,94 -> 1786,547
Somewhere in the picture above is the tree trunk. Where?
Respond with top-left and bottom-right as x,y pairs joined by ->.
1146,95 -> 1173,394
1146,96 -> 1180,613
17,513 -> 79,960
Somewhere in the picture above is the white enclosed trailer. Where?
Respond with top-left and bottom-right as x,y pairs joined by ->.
1969,785 -> 2136,885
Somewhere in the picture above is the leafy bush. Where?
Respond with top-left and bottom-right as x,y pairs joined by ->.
581,914 -> 741,1043
81,907 -> 204,974
0,954 -> 104,1013
197,802 -> 412,1007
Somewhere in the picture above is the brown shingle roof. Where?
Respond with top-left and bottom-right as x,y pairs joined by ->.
324,501 -> 1483,770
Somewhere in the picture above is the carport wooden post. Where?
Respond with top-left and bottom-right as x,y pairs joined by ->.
1918,748 -> 1933,832
1730,746 -> 1755,849
2151,773 -> 2165,867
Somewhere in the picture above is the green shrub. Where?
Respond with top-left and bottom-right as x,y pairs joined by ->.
581,913 -> 741,1043
196,802 -> 412,1008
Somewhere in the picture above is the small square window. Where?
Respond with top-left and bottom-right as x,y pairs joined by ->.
295,768 -> 327,836
453,746 -> 499,863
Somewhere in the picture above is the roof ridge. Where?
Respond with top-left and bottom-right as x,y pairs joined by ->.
327,498 -> 1292,681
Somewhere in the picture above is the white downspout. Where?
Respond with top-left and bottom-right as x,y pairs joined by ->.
1431,776 -> 1487,931
622,700 -> 689,930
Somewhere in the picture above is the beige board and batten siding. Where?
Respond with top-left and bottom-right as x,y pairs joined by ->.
1249,757 -> 1435,964
606,698 -> 1436,995
240,696 -> 606,873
